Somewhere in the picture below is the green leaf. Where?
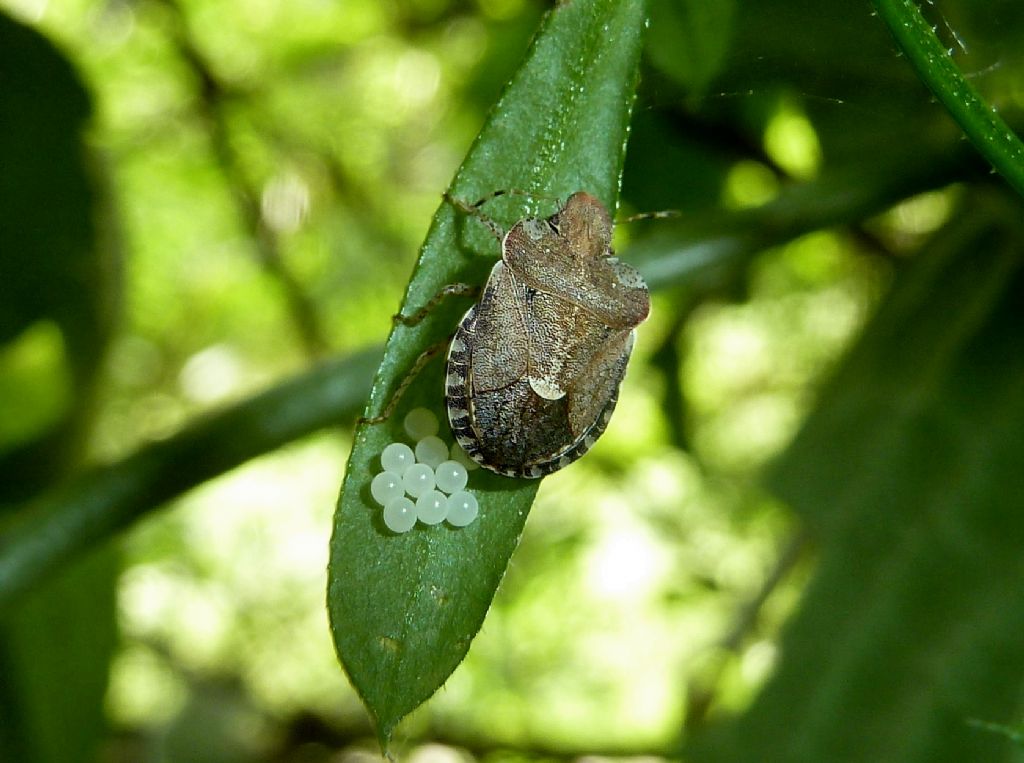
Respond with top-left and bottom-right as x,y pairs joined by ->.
691,200 -> 1024,761
646,0 -> 736,94
0,10 -> 120,502
967,719 -> 1024,747
0,549 -> 119,763
327,0 -> 647,747
0,14 -> 119,763
0,12 -> 101,348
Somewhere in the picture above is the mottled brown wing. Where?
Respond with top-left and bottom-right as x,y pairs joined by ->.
565,328 -> 634,440
502,194 -> 649,331
469,261 -> 529,393
521,290 -> 615,401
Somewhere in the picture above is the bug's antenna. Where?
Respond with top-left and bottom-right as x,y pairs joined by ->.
471,188 -> 563,209
445,188 -> 570,239
618,209 -> 681,224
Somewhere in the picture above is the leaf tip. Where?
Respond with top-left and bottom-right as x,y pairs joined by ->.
376,717 -> 398,757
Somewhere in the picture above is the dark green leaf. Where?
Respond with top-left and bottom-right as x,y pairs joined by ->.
646,0 -> 736,94
692,199 -> 1024,762
0,14 -> 120,763
707,0 -> 945,166
0,11 -> 120,501
327,0 -> 647,747
0,550 -> 119,763
0,12 -> 100,348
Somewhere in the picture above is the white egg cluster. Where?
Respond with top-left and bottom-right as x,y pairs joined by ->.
372,407 -> 480,533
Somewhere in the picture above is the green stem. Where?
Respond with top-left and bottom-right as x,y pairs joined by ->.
872,0 -> 1024,199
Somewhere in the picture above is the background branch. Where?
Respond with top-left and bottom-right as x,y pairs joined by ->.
161,0 -> 331,357
0,347 -> 381,612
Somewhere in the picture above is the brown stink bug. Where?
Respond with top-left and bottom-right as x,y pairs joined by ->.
445,191 -> 650,478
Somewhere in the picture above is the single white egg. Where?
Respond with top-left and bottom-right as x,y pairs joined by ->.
446,491 -> 479,527
382,497 -> 417,533
381,442 -> 415,474
434,460 -> 468,494
370,471 -> 404,506
402,463 -> 435,498
416,490 -> 449,525
404,407 -> 439,440
415,435 -> 449,469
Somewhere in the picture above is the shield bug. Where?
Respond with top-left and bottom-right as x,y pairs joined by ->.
445,191 -> 650,478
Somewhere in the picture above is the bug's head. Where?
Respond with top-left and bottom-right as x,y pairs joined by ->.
554,191 -> 613,261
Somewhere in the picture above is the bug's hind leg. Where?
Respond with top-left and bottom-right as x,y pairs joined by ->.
357,337 -> 453,426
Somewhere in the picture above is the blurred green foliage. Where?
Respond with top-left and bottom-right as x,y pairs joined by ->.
0,0 -> 1023,761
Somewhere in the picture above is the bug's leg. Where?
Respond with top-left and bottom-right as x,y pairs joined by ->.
393,283 -> 479,327
466,188 -> 515,207
358,337 -> 453,425
445,188 -> 566,239
471,188 -> 566,209
443,191 -> 505,242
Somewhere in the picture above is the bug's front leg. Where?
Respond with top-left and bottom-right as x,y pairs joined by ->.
393,283 -> 479,327
443,191 -> 507,242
